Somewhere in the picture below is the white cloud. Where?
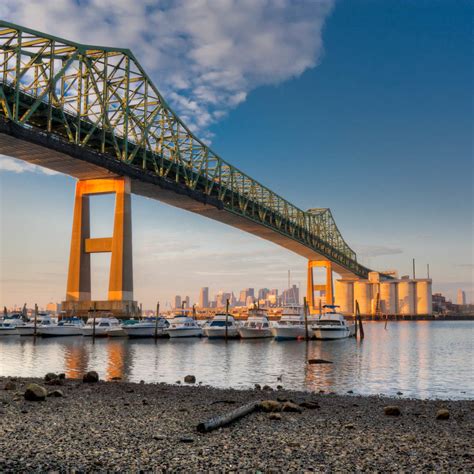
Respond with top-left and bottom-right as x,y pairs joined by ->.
1,0 -> 334,137
0,155 -> 59,175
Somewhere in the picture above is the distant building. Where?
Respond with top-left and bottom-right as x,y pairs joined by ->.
216,291 -> 231,308
281,285 -> 299,305
239,288 -> 254,304
199,287 -> 209,308
457,289 -> 467,306
258,288 -> 270,300
174,295 -> 182,309
46,302 -> 60,313
184,296 -> 190,308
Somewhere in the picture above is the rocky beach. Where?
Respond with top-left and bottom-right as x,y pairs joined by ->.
0,375 -> 472,472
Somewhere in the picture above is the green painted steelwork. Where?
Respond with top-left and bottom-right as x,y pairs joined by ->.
0,20 -> 369,278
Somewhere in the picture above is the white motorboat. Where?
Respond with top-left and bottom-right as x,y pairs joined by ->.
0,321 -> 19,336
16,313 -> 55,336
271,304 -> 307,340
238,308 -> 273,339
203,314 -> 240,339
312,305 -> 355,340
167,311 -> 203,338
122,317 -> 170,338
82,317 -> 126,337
38,317 -> 85,337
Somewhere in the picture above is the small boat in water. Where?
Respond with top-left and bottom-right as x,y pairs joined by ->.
16,313 -> 55,336
0,321 -> 19,336
38,317 -> 85,337
122,317 -> 170,338
82,317 -> 126,337
203,314 -> 240,339
167,310 -> 203,338
312,305 -> 355,340
271,304 -> 307,340
238,308 -> 272,339
0,313 -> 26,336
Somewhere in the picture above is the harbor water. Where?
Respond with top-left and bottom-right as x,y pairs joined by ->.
1,321 -> 472,400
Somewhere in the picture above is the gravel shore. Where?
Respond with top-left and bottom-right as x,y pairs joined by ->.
1,376 -> 472,472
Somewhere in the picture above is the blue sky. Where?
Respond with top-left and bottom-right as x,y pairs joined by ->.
0,0 -> 472,308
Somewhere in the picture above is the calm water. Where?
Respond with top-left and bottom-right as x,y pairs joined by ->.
0,321 -> 472,399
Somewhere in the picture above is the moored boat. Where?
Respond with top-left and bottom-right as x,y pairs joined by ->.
123,317 -> 170,338
312,305 -> 355,340
167,310 -> 203,338
0,321 -> 19,336
203,314 -> 240,339
16,313 -> 55,336
271,304 -> 306,340
38,317 -> 85,337
82,317 -> 126,337
238,308 -> 272,339
0,313 -> 26,336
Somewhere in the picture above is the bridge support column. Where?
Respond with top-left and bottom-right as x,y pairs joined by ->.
63,177 -> 135,317
307,260 -> 334,314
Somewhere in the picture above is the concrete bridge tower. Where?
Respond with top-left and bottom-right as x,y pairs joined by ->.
62,177 -> 137,317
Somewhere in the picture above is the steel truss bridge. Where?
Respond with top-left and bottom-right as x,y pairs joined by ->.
0,20 -> 370,280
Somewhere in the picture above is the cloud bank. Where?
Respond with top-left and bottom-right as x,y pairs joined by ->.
0,0 -> 334,140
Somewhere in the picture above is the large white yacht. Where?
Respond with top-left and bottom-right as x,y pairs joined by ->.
271,304 -> 307,340
0,313 -> 26,336
38,317 -> 85,337
122,317 -> 170,338
238,308 -> 273,339
312,305 -> 355,340
167,310 -> 203,338
82,317 -> 126,337
203,314 -> 240,339
16,313 -> 55,336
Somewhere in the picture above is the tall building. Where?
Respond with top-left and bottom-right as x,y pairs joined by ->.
184,296 -> 190,308
457,289 -> 467,306
216,291 -> 231,308
281,285 -> 299,305
199,287 -> 209,308
258,288 -> 270,300
174,295 -> 182,309
239,288 -> 254,303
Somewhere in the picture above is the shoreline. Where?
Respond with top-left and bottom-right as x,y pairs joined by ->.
1,376 -> 472,471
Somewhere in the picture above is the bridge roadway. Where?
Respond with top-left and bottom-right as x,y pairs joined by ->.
0,21 -> 370,280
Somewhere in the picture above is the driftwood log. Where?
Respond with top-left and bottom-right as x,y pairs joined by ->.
197,401 -> 260,433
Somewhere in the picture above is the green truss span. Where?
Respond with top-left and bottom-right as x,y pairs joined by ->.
0,20 -> 369,278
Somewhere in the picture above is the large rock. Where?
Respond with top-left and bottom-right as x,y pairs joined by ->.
184,375 -> 196,384
83,371 -> 99,383
44,372 -> 58,382
436,409 -> 450,420
24,383 -> 47,401
260,400 -> 282,412
384,405 -> 401,416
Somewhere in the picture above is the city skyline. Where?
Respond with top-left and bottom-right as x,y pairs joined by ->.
0,1 -> 473,308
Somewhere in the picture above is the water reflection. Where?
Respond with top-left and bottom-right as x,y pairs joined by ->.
0,321 -> 472,399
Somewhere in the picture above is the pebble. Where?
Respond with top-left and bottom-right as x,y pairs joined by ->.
184,375 -> 196,384
269,413 -> 282,421
436,409 -> 450,420
384,405 -> 401,416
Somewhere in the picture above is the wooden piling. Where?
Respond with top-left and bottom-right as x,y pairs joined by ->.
154,302 -> 160,340
225,299 -> 230,342
34,303 -> 38,336
303,296 -> 309,341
